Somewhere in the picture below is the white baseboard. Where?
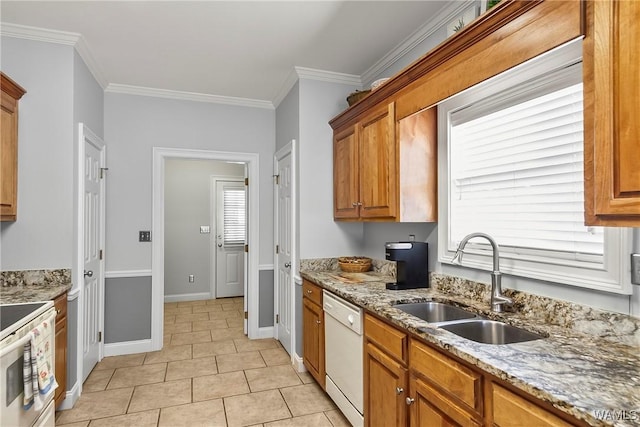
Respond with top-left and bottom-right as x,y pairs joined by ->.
255,326 -> 274,339
164,292 -> 212,303
105,269 -> 152,278
57,381 -> 80,411
103,339 -> 153,357
293,352 -> 307,372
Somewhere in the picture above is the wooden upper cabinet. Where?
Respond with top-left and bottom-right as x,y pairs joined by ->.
358,102 -> 397,220
333,125 -> 359,219
584,0 -> 640,226
1,72 -> 26,222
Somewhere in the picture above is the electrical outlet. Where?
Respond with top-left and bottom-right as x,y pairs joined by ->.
139,231 -> 151,242
632,254 -> 640,285
188,275 -> 195,283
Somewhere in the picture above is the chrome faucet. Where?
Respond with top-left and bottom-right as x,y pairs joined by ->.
452,232 -> 513,313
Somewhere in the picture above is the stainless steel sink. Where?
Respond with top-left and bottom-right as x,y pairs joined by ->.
394,302 -> 479,324
440,319 -> 542,344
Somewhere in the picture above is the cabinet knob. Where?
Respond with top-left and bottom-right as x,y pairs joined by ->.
352,202 -> 358,207
406,397 -> 415,405
56,309 -> 61,314
316,320 -> 321,324
396,387 -> 404,395
307,289 -> 312,294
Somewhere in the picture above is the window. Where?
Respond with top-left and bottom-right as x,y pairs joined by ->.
222,187 -> 246,246
438,40 -> 631,294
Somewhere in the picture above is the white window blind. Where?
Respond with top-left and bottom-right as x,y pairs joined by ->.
223,188 -> 246,246
449,78 -> 604,260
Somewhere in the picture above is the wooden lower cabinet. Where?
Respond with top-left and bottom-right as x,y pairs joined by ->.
53,292 -> 68,408
364,315 -> 584,427
364,342 -> 408,427
302,280 -> 325,388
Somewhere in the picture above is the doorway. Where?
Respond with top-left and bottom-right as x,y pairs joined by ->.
152,148 -> 260,351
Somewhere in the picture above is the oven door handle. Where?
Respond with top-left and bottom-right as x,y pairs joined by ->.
0,332 -> 33,358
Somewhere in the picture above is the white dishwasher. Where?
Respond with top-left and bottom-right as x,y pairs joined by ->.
323,290 -> 364,427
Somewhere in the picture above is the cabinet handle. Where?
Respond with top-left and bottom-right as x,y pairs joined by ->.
406,397 -> 415,405
352,202 -> 358,207
306,289 -> 312,294
396,387 -> 404,395
357,202 -> 363,206
316,320 -> 321,324
56,309 -> 61,314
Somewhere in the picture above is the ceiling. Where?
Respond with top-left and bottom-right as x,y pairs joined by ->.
0,1 -> 456,106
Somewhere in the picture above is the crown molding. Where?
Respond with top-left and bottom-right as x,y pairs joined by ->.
273,66 -> 361,108
105,83 -> 275,109
361,0 -> 475,85
1,22 -> 108,89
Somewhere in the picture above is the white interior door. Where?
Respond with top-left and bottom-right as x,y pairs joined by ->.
275,142 -> 295,355
215,180 -> 245,298
81,125 -> 105,381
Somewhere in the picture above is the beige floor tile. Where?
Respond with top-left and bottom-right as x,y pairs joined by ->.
192,319 -> 229,331
107,363 -> 167,389
260,348 -> 291,366
87,409 -> 159,427
175,312 -> 210,323
164,302 -> 178,308
82,368 -> 114,392
234,338 -> 279,353
164,315 -> 176,324
94,354 -> 145,371
170,330 -> 212,346
193,340 -> 237,358
206,299 -> 224,306
324,410 -> 351,427
226,317 -> 244,328
210,326 -> 246,341
128,378 -> 191,412
177,300 -> 206,306
296,370 -> 315,384
56,388 -> 134,424
144,344 -> 192,364
193,304 -> 224,313
166,356 -> 217,380
280,383 -> 336,416
224,389 -> 291,426
159,400 -> 227,427
193,371 -> 250,401
217,350 -> 265,373
164,334 -> 172,346
221,303 -> 238,311
208,310 -> 242,320
55,421 -> 89,427
245,364 -> 301,392
164,321 -> 192,334
265,412 -> 333,427
165,306 -> 194,315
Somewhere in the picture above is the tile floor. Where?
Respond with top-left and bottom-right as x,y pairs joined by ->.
55,298 -> 350,427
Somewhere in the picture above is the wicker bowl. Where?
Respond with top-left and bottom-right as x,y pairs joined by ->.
346,90 -> 371,106
338,256 -> 372,273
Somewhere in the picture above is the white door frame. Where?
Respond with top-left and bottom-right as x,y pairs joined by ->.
152,147 -> 260,349
273,140 -> 297,358
73,123 -> 106,399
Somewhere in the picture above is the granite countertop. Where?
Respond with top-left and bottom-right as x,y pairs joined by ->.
0,269 -> 73,304
301,269 -> 640,427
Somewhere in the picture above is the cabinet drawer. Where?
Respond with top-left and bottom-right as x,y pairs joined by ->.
302,279 -> 323,306
410,339 -> 481,412
492,384 -> 573,427
53,293 -> 67,323
365,314 -> 407,363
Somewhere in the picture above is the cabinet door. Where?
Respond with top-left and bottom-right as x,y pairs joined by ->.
409,375 -> 481,427
302,297 -> 325,388
491,384 -> 573,427
364,342 -> 408,427
53,293 -> 68,408
584,0 -> 640,225
334,125 -> 360,219
0,89 -> 19,220
358,102 -> 397,219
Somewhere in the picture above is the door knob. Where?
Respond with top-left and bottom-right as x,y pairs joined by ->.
84,270 -> 94,278
284,262 -> 291,268
217,243 -> 223,247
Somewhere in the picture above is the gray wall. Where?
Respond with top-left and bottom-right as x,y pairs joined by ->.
164,159 -> 244,298
104,93 -> 275,272
275,81 -> 300,153
0,37 -> 74,269
259,269 -> 274,327
104,276 -> 152,343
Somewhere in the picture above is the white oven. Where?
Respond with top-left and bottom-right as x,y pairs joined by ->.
323,291 -> 364,427
1,301 -> 57,427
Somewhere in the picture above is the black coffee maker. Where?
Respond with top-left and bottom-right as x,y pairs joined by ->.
385,242 -> 429,290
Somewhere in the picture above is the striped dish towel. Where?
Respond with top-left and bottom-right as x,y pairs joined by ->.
23,316 -> 58,410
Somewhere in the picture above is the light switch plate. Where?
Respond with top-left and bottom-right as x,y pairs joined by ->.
200,226 -> 210,234
632,254 -> 640,285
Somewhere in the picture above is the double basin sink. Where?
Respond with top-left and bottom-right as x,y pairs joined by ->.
395,302 -> 542,345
